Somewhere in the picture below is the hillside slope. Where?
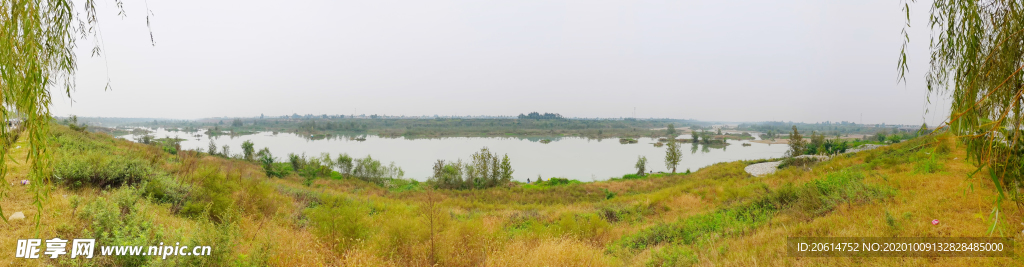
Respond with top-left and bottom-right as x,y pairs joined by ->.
2,125 -> 1022,266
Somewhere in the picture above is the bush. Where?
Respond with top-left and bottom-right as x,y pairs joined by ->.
536,177 -> 579,186
306,196 -> 370,252
796,170 -> 893,216
53,153 -> 152,188
616,201 -> 776,250
430,148 -> 513,190
647,246 -> 698,267
179,166 -> 237,223
235,177 -> 286,218
615,171 -> 889,251
336,153 -> 354,176
913,152 -> 944,174
151,137 -> 183,155
79,188 -> 163,266
621,174 -> 643,179
256,148 -> 284,178
179,221 -> 239,266
554,213 -> 610,243
241,140 -> 255,161
777,157 -> 818,169
352,155 -> 404,186
375,211 -> 428,263
431,160 -> 466,189
142,174 -> 189,206
50,126 -> 155,188
288,153 -> 304,171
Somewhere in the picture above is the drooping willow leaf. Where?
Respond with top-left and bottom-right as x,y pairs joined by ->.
1,0 -> 144,229
900,0 -> 1024,214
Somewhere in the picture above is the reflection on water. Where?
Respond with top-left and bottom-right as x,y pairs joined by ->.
129,128 -> 787,182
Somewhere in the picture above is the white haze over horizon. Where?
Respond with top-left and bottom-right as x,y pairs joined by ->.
53,0 -> 948,125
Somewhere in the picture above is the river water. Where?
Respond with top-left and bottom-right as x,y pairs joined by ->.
129,128 -> 787,182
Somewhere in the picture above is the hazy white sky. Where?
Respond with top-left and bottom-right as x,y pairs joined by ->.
55,0 -> 947,125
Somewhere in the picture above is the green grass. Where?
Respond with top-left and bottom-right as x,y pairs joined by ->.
6,125 -> 1018,266
612,169 -> 893,251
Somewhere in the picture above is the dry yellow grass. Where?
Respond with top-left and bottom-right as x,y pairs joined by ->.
3,129 -> 1023,266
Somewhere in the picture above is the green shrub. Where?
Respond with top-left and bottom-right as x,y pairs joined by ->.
151,137 -> 183,155
352,155 -> 404,186
306,196 -> 371,252
618,206 -> 769,250
256,148 -> 285,178
536,177 -> 580,186
288,153 -> 304,172
913,151 -> 944,174
180,167 -> 237,223
796,170 -> 893,216
179,221 -> 239,266
389,179 -> 423,193
647,246 -> 698,267
236,178 -> 285,218
79,188 -> 163,266
142,174 -> 189,205
615,171 -> 889,251
53,153 -> 152,188
604,188 -> 616,199
598,203 -> 656,224
777,157 -> 818,169
50,126 -> 155,188
376,211 -> 427,261
621,174 -> 643,179
554,213 -> 610,243
430,148 -> 513,190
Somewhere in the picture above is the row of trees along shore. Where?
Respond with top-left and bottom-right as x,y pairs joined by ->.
202,138 -> 520,190
631,123 -> 685,179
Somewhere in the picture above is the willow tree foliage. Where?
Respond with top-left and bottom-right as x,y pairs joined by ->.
635,156 -> 647,176
900,1 -> 1024,214
1,0 -> 151,224
664,140 -> 681,173
787,126 -> 806,157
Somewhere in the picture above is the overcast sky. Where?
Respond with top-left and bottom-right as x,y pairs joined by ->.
55,0 -> 946,125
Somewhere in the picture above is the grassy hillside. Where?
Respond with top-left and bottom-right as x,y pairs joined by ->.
2,125 -> 1022,266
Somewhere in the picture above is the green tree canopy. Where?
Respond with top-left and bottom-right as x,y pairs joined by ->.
665,140 -> 681,173
787,126 -> 806,157
635,156 -> 647,176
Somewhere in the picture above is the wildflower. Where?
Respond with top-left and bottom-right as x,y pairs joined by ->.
932,219 -> 939,225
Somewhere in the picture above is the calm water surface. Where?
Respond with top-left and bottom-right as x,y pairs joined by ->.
132,129 -> 787,182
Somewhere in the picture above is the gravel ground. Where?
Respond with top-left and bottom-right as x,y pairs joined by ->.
743,144 -> 885,177
845,144 -> 883,154
744,161 -> 781,177
795,155 -> 830,161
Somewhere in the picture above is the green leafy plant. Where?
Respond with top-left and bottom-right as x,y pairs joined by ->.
256,148 -> 284,178
241,140 -> 255,161
635,156 -> 648,177
665,140 -> 682,173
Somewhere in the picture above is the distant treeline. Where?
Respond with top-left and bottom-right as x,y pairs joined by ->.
55,117 -> 176,127
517,112 -> 563,120
119,116 -> 706,139
737,121 -> 922,137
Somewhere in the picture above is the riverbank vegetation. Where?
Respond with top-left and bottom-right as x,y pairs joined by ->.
74,116 -> 703,140
4,124 -> 1020,266
738,121 -> 920,137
